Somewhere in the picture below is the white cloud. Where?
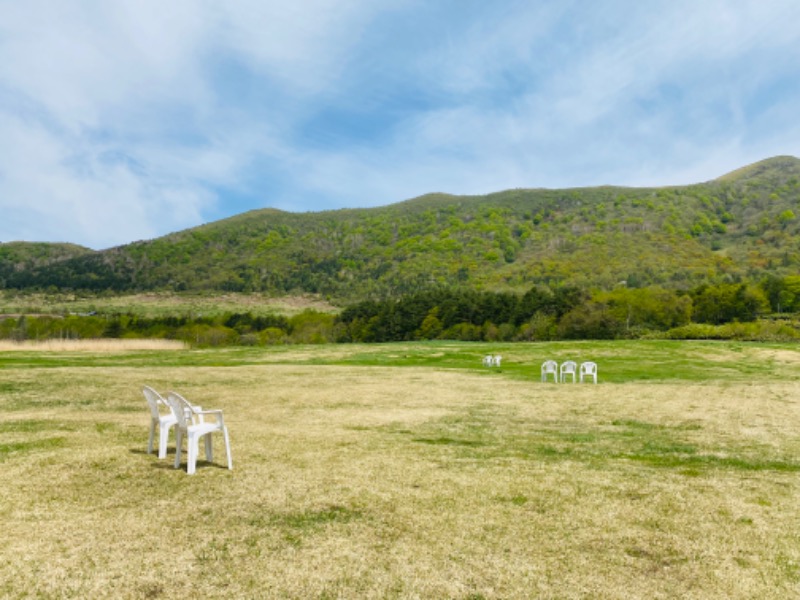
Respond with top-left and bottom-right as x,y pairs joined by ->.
0,1 -> 216,247
0,1 -> 211,128
372,0 -> 800,189
0,0 -> 799,248
212,2 -> 374,91
0,111 -> 214,247
0,0 -> 413,247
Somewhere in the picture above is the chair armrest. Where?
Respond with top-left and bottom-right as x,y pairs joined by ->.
182,404 -> 203,423
193,409 -> 225,426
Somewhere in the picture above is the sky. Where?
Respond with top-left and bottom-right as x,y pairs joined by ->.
1,1 -> 800,250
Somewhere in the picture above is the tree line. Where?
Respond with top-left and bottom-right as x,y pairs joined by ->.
335,281 -> 776,342
0,311 -> 335,346
2,277 -> 799,345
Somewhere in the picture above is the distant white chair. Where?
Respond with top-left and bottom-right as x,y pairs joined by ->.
142,385 -> 177,459
560,360 -> 577,383
166,391 -> 232,475
483,354 -> 502,367
541,360 -> 558,383
579,361 -> 598,383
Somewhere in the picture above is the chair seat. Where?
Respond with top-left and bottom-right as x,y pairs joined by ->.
190,422 -> 222,436
159,414 -> 178,428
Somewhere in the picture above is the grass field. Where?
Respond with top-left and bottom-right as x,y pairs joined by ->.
1,340 -> 799,599
0,291 -> 338,318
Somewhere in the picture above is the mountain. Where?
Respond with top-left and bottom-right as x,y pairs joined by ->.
0,242 -> 93,287
3,156 -> 800,302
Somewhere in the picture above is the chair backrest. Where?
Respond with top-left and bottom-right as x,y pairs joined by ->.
580,361 -> 597,375
142,385 -> 166,419
560,361 -> 577,374
166,391 -> 196,429
541,360 -> 557,373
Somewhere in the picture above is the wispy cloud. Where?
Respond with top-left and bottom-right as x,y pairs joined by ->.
1,0 -> 799,248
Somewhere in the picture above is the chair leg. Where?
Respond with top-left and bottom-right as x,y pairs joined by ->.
174,429 -> 183,469
187,433 -> 199,475
148,419 -> 156,454
223,428 -> 232,470
204,434 -> 213,463
158,424 -> 170,459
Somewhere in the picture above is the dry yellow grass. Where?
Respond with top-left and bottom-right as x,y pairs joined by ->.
0,291 -> 338,317
0,339 -> 186,352
1,351 -> 799,598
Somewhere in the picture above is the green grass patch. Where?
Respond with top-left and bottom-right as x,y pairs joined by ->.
0,419 -> 77,434
624,453 -> 800,472
388,412 -> 799,475
248,505 -> 366,547
276,505 -> 362,530
413,436 -> 487,447
0,436 -> 66,460
2,339 -> 799,384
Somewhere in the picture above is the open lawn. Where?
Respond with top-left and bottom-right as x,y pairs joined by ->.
1,341 -> 799,599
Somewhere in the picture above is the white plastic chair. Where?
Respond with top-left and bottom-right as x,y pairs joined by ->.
142,385 -> 177,459
541,360 -> 558,382
560,361 -> 577,383
482,355 -> 494,367
493,355 -> 502,367
166,391 -> 232,475
579,361 -> 598,383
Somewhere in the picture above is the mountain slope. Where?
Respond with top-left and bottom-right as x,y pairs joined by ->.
0,242 -> 93,289
3,156 -> 800,301
715,155 -> 800,184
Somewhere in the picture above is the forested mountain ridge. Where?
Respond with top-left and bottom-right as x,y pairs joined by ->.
0,242 -> 92,276
3,156 -> 800,302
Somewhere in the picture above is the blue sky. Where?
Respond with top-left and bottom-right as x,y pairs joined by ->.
1,0 -> 800,249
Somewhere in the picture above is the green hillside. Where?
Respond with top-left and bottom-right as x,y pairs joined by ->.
0,242 -> 93,288
3,156 -> 800,302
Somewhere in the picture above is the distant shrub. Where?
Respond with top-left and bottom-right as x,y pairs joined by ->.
441,323 -> 482,341
180,324 -> 238,347
516,314 -> 557,341
239,333 -> 260,346
289,310 -> 335,344
665,323 -> 730,340
259,327 -> 288,345
666,320 -> 800,341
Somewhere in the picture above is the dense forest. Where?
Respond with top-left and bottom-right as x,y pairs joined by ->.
2,156 -> 800,303
2,277 -> 799,345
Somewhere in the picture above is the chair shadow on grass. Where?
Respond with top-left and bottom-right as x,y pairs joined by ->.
129,447 -> 230,471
